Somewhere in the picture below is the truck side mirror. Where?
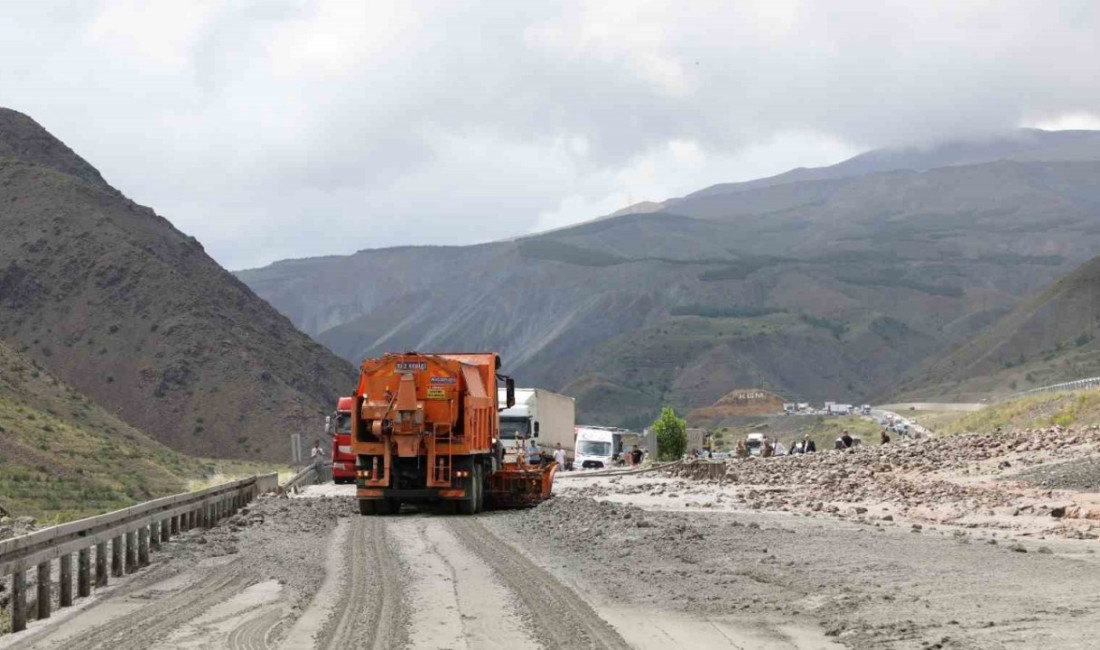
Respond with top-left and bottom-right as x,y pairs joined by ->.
534,421 -> 540,437
506,376 -> 515,409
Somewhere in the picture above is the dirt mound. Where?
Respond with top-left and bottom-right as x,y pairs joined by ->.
664,425 -> 1100,535
688,388 -> 786,425
0,108 -> 357,460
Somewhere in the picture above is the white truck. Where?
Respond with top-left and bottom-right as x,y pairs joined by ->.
574,425 -> 630,470
828,403 -> 853,416
497,387 -> 576,466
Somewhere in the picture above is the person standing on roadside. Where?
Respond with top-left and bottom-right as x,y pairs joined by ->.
526,437 -> 541,465
631,445 -> 644,466
802,434 -> 816,453
553,442 -> 567,469
735,439 -> 748,459
880,429 -> 891,445
310,439 -> 325,462
773,439 -> 786,456
762,438 -> 774,458
838,429 -> 854,450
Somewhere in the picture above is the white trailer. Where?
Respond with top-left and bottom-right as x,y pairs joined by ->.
497,387 -> 576,464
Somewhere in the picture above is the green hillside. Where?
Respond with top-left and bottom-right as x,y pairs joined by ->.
894,255 -> 1100,401
0,341 -> 201,523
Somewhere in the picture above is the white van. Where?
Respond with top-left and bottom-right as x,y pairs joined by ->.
574,426 -> 621,469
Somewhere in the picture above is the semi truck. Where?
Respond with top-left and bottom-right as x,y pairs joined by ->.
350,352 -> 556,514
328,396 -> 356,483
497,388 -> 576,465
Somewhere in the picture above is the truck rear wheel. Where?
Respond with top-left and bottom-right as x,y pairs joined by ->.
460,463 -> 483,515
474,463 -> 485,513
358,500 -> 375,516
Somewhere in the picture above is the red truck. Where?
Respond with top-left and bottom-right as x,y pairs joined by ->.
330,396 -> 356,483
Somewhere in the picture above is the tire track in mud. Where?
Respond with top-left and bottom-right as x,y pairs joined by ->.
58,569 -> 252,650
449,518 -> 631,650
314,518 -> 407,650
226,607 -> 284,650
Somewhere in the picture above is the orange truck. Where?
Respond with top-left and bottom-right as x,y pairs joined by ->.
350,352 -> 555,515
330,396 -> 356,483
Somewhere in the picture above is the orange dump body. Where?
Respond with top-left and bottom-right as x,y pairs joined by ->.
351,353 -> 497,500
350,351 -> 557,513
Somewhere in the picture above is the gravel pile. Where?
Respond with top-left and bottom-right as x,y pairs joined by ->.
664,426 -> 1100,514
1012,457 -> 1100,491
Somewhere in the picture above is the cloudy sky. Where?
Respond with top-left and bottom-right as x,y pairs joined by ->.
2,1 -> 1099,269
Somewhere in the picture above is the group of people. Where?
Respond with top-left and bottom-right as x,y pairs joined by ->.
733,433 -> 819,459
522,439 -> 570,467
614,445 -> 646,467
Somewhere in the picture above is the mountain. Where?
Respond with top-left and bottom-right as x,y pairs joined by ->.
0,108 -> 358,460
892,254 -> 1100,402
237,131 -> 1100,428
0,340 -> 200,521
681,128 -> 1100,200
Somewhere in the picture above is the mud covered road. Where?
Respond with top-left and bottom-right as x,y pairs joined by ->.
2,488 -> 661,650
9,468 -> 1100,649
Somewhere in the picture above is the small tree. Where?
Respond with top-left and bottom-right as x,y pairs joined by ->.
652,407 -> 687,461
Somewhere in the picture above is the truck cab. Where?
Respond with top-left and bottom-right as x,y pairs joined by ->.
331,396 -> 355,483
498,388 -> 535,461
574,426 -> 621,469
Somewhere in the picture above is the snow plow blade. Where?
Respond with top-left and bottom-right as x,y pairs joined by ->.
486,461 -> 557,508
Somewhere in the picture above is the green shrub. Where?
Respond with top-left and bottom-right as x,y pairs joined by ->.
652,407 -> 687,461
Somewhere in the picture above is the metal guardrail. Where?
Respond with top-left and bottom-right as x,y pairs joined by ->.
280,461 -> 330,494
1,472 -> 279,634
1008,376 -> 1100,400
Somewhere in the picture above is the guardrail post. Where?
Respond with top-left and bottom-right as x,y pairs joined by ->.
138,527 -> 149,567
12,569 -> 26,632
161,519 -> 170,543
60,553 -> 73,608
171,515 -> 179,536
111,536 -> 123,577
149,521 -> 160,552
37,561 -> 50,620
79,547 -> 92,597
125,531 -> 137,573
96,542 -> 108,586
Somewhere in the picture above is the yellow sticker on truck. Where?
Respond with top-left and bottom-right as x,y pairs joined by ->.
426,387 -> 447,400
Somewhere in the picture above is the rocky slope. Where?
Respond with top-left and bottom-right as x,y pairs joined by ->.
238,131 -> 1100,427
895,254 -> 1100,400
0,108 -> 358,460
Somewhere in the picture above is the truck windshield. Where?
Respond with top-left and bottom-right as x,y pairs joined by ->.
335,412 -> 351,434
498,417 -> 529,440
577,440 -> 611,457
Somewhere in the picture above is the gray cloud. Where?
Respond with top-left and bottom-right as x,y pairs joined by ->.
1,1 -> 1098,269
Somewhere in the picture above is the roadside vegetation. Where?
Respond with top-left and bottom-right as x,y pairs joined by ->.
937,388 -> 1100,436
0,344 -> 284,525
652,407 -> 687,460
